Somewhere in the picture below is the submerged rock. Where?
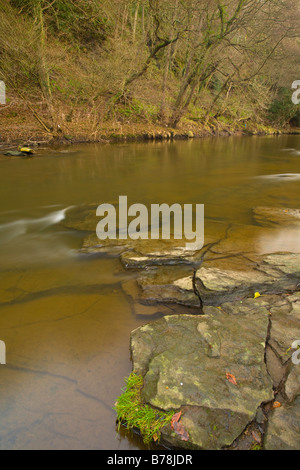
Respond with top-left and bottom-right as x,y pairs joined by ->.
4,150 -> 28,157
253,206 -> 300,228
62,204 -> 102,232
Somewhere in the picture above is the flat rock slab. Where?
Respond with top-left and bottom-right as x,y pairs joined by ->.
131,302 -> 273,450
120,249 -> 197,269
62,204 -> 101,232
65,206 -> 229,267
285,365 -> 300,403
117,220 -> 300,308
195,253 -> 300,306
136,266 -> 200,307
127,253 -> 300,308
268,292 -> 300,364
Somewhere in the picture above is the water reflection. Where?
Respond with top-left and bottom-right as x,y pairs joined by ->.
258,227 -> 300,254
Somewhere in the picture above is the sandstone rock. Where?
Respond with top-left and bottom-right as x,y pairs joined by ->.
265,345 -> 288,389
122,248 -> 300,309
264,397 -> 300,450
136,266 -> 200,307
285,366 -> 300,402
195,253 -> 300,306
130,303 -> 273,450
120,248 -> 196,269
268,293 -> 300,364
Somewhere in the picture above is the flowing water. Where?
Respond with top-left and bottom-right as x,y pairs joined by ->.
0,135 -> 299,450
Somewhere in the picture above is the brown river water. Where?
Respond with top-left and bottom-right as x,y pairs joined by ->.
0,135 -> 299,449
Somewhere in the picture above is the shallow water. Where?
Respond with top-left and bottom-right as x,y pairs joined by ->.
0,135 -> 299,449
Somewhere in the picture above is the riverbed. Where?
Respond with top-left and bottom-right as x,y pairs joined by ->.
0,135 -> 299,449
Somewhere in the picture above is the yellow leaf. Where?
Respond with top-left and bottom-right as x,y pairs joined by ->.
254,292 -> 261,299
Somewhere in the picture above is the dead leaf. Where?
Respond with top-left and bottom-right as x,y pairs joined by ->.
171,411 -> 182,428
226,372 -> 238,386
171,411 -> 189,442
172,421 -> 189,441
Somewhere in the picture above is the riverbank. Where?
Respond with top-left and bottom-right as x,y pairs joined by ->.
1,97 -> 298,150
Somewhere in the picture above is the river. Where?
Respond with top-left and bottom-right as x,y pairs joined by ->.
0,135 -> 299,449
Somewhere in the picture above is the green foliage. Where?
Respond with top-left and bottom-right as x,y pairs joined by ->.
116,99 -> 158,123
267,88 -> 300,127
209,76 -> 223,93
48,1 -> 109,48
114,372 -> 174,447
9,0 -> 110,48
0,1 -> 41,89
251,443 -> 263,451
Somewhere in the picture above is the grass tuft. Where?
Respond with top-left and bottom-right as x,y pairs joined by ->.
114,372 -> 174,447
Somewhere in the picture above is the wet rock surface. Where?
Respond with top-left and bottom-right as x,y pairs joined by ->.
130,293 -> 300,450
264,397 -> 300,450
253,206 -> 300,228
195,253 -> 300,306
131,303 -> 274,449
66,204 -> 300,449
117,222 -> 300,311
124,221 -> 299,449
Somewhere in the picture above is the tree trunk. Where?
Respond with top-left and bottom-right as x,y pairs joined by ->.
158,0 -> 179,123
169,63 -> 201,127
158,45 -> 172,123
121,4 -> 128,39
132,1 -> 140,42
35,0 -> 52,101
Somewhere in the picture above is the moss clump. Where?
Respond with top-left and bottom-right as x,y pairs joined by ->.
114,372 -> 174,447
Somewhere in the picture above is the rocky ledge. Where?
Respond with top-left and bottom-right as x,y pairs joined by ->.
131,293 -> 300,450
63,204 -> 300,449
